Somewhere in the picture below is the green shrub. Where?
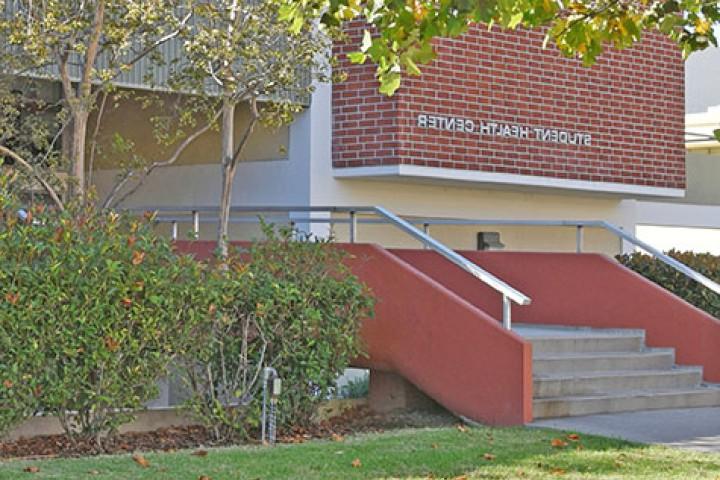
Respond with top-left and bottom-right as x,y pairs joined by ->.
617,250 -> 720,318
181,224 -> 374,442
0,180 -> 211,443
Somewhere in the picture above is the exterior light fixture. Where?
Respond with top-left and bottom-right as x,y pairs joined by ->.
477,232 -> 505,251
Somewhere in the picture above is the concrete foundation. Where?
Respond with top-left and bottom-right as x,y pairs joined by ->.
368,370 -> 441,414
2,408 -> 198,442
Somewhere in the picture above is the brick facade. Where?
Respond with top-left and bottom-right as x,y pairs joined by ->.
332,25 -> 686,190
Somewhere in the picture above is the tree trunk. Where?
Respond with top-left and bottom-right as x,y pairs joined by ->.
71,110 -> 89,198
217,97 -> 236,258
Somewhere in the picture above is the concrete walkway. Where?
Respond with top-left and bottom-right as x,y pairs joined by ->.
531,407 -> 720,452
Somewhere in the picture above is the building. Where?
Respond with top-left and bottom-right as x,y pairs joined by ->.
9,21 -> 720,427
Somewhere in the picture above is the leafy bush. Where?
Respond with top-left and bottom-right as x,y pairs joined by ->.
617,250 -> 720,318
0,179 -> 211,443
181,225 -> 374,441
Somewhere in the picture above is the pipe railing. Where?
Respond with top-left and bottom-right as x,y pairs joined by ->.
130,205 -> 720,324
129,205 -> 532,329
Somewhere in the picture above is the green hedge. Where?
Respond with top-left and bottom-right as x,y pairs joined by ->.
180,224 -> 374,441
0,181 -> 211,443
617,250 -> 720,318
0,174 -> 374,444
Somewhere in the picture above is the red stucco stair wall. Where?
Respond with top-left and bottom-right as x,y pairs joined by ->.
175,241 -> 720,424
393,250 -> 720,382
174,240 -> 533,425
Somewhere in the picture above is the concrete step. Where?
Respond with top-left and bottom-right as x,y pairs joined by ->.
533,349 -> 675,375
533,385 -> 720,419
534,367 -> 703,398
514,324 -> 645,356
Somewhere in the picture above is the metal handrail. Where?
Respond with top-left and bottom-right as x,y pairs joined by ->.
370,216 -> 720,297
129,205 -> 532,329
131,205 -> 720,322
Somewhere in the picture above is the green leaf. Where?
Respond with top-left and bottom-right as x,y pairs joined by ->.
508,12 -> 524,29
378,72 -> 402,96
347,51 -> 367,64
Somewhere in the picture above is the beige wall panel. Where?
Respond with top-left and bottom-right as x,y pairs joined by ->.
91,92 -> 288,170
676,152 -> 720,205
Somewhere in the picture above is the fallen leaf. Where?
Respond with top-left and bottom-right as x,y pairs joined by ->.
132,454 -> 150,468
567,433 -> 581,441
88,470 -> 100,475
131,250 -> 146,266
192,449 -> 208,457
198,476 -> 211,480
551,467 -> 566,476
453,476 -> 468,480
104,336 -> 120,352
483,453 -> 496,461
5,292 -> 19,305
331,433 -> 344,442
550,438 -> 568,448
431,443 -> 438,449
3,379 -> 13,389
23,466 -> 40,473
351,458 -> 362,468
456,424 -> 468,433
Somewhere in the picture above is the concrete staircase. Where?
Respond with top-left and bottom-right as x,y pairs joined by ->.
515,324 -> 720,419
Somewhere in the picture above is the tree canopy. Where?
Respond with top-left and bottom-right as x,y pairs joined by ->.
283,0 -> 720,95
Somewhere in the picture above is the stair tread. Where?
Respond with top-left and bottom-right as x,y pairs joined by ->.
514,324 -> 646,339
535,348 -> 674,361
534,384 -> 720,403
534,366 -> 702,381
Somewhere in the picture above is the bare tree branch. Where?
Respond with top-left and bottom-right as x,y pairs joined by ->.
102,108 -> 222,208
0,145 -> 65,211
80,1 -> 105,99
56,50 -> 76,103
115,10 -> 194,79
229,97 -> 259,169
87,89 -> 109,188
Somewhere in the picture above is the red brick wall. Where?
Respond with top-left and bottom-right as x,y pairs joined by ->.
332,25 -> 686,190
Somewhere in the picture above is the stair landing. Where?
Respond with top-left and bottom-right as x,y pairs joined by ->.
515,324 -> 720,419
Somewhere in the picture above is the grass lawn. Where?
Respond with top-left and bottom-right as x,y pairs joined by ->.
2,425 -> 720,479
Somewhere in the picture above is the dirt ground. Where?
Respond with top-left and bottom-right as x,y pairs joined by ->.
0,408 -> 456,459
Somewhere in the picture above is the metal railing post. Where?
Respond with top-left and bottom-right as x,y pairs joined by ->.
502,295 -> 512,330
192,210 -> 200,239
423,223 -> 430,249
576,225 -> 584,253
171,221 -> 178,241
349,211 -> 357,243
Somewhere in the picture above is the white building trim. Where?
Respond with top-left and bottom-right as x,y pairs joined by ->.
333,165 -> 685,198
636,201 -> 720,229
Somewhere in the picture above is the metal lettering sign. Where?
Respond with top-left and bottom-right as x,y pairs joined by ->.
416,114 -> 592,146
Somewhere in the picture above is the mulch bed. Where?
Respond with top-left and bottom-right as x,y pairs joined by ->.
0,407 -> 456,459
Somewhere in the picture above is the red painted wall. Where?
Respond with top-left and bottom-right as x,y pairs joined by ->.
174,240 -> 533,425
333,25 -> 685,189
394,250 -> 720,381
